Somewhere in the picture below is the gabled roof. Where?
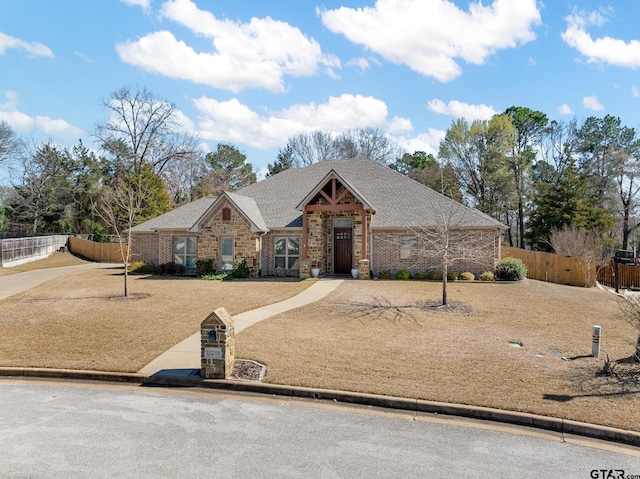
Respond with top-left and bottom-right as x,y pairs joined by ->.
130,196 -> 216,233
189,191 -> 268,233
295,168 -> 376,212
132,159 -> 505,233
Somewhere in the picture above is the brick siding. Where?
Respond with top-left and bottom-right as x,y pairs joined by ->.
372,229 -> 499,278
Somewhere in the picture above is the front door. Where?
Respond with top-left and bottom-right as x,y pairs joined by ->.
334,227 -> 352,274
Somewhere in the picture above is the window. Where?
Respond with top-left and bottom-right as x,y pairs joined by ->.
173,237 -> 197,269
399,236 -> 416,260
274,237 -> 300,269
220,236 -> 234,271
222,207 -> 231,222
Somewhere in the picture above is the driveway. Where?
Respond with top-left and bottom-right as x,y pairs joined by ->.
0,263 -> 121,301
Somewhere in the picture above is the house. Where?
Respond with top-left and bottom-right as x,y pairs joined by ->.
131,158 -> 505,278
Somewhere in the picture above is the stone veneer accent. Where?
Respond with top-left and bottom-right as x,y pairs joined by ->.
358,259 -> 370,279
371,229 -> 500,278
200,307 -> 235,379
302,190 -> 370,277
197,199 -> 260,276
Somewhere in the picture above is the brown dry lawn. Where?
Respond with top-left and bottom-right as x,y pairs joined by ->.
0,252 -> 89,277
0,266 -> 311,372
2,257 -> 639,431
237,280 -> 640,432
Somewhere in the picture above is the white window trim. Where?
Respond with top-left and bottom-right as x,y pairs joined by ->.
274,236 -> 300,270
173,236 -> 197,269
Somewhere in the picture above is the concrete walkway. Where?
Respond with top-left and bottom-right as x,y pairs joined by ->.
0,262 -> 122,301
138,278 -> 344,375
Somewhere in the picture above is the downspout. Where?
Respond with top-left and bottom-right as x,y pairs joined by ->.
258,231 -> 267,276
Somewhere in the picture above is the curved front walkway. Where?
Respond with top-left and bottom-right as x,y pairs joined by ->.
138,278 -> 344,375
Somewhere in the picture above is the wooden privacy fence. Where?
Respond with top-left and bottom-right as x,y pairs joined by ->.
501,246 -> 595,287
597,263 -> 640,289
1,235 -> 69,266
68,236 -> 128,263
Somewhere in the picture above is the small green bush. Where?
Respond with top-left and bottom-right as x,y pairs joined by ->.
378,269 -> 392,280
447,270 -> 458,281
233,258 -> 251,278
459,271 -> 475,281
426,270 -> 443,281
196,259 -> 215,277
394,269 -> 411,280
495,257 -> 527,281
412,271 -> 428,280
202,272 -> 229,281
479,271 -> 494,281
128,261 -> 158,274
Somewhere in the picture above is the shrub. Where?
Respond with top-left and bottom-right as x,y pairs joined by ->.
233,258 -> 251,278
394,269 -> 411,280
459,271 -> 475,281
159,261 -> 187,275
495,257 -> 527,281
378,269 -> 392,280
196,259 -> 215,277
128,261 -> 158,274
426,270 -> 443,281
202,272 -> 229,281
479,271 -> 494,281
412,271 -> 428,280
447,271 -> 458,281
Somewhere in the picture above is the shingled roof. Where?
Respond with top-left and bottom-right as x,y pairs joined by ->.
132,158 -> 505,232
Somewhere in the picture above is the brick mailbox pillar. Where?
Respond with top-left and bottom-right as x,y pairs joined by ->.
200,307 -> 235,379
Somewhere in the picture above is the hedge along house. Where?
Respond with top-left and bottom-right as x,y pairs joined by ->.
130,158 -> 505,279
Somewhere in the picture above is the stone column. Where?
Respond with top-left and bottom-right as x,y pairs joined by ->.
201,308 -> 235,379
299,257 -> 311,279
358,259 -> 370,279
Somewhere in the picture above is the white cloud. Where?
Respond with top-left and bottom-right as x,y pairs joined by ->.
632,86 -> 640,98
393,129 -> 445,157
562,9 -> 640,68
346,57 -> 370,70
0,90 -> 84,138
427,99 -> 497,120
558,103 -> 573,115
0,31 -> 53,58
319,0 -> 541,82
121,0 -> 151,12
193,94 -> 413,149
583,95 -> 604,111
117,0 -> 339,93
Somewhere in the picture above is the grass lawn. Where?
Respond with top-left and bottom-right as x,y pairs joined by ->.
1,260 -> 638,432
236,280 -> 640,432
0,267 -> 311,373
0,252 -> 90,277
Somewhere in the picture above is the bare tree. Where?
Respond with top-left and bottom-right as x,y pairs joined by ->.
379,179 -> 498,306
284,128 -> 404,167
549,225 -> 608,287
0,120 -> 25,178
94,86 -> 201,176
95,178 -> 147,297
617,296 -> 640,362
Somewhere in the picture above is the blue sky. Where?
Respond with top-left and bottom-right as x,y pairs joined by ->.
2,0 -> 640,177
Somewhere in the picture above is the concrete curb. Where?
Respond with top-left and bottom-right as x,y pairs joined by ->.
1,367 -> 639,448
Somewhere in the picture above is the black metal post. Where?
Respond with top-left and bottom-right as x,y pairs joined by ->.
615,257 -> 620,294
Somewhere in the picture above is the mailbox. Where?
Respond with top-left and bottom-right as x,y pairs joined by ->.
201,307 -> 235,379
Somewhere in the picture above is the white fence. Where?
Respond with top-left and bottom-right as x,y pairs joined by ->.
1,235 -> 70,267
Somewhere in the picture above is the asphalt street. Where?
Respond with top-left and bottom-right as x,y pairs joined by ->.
1,380 -> 638,478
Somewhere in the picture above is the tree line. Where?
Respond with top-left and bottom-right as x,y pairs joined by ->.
0,86 -> 638,257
